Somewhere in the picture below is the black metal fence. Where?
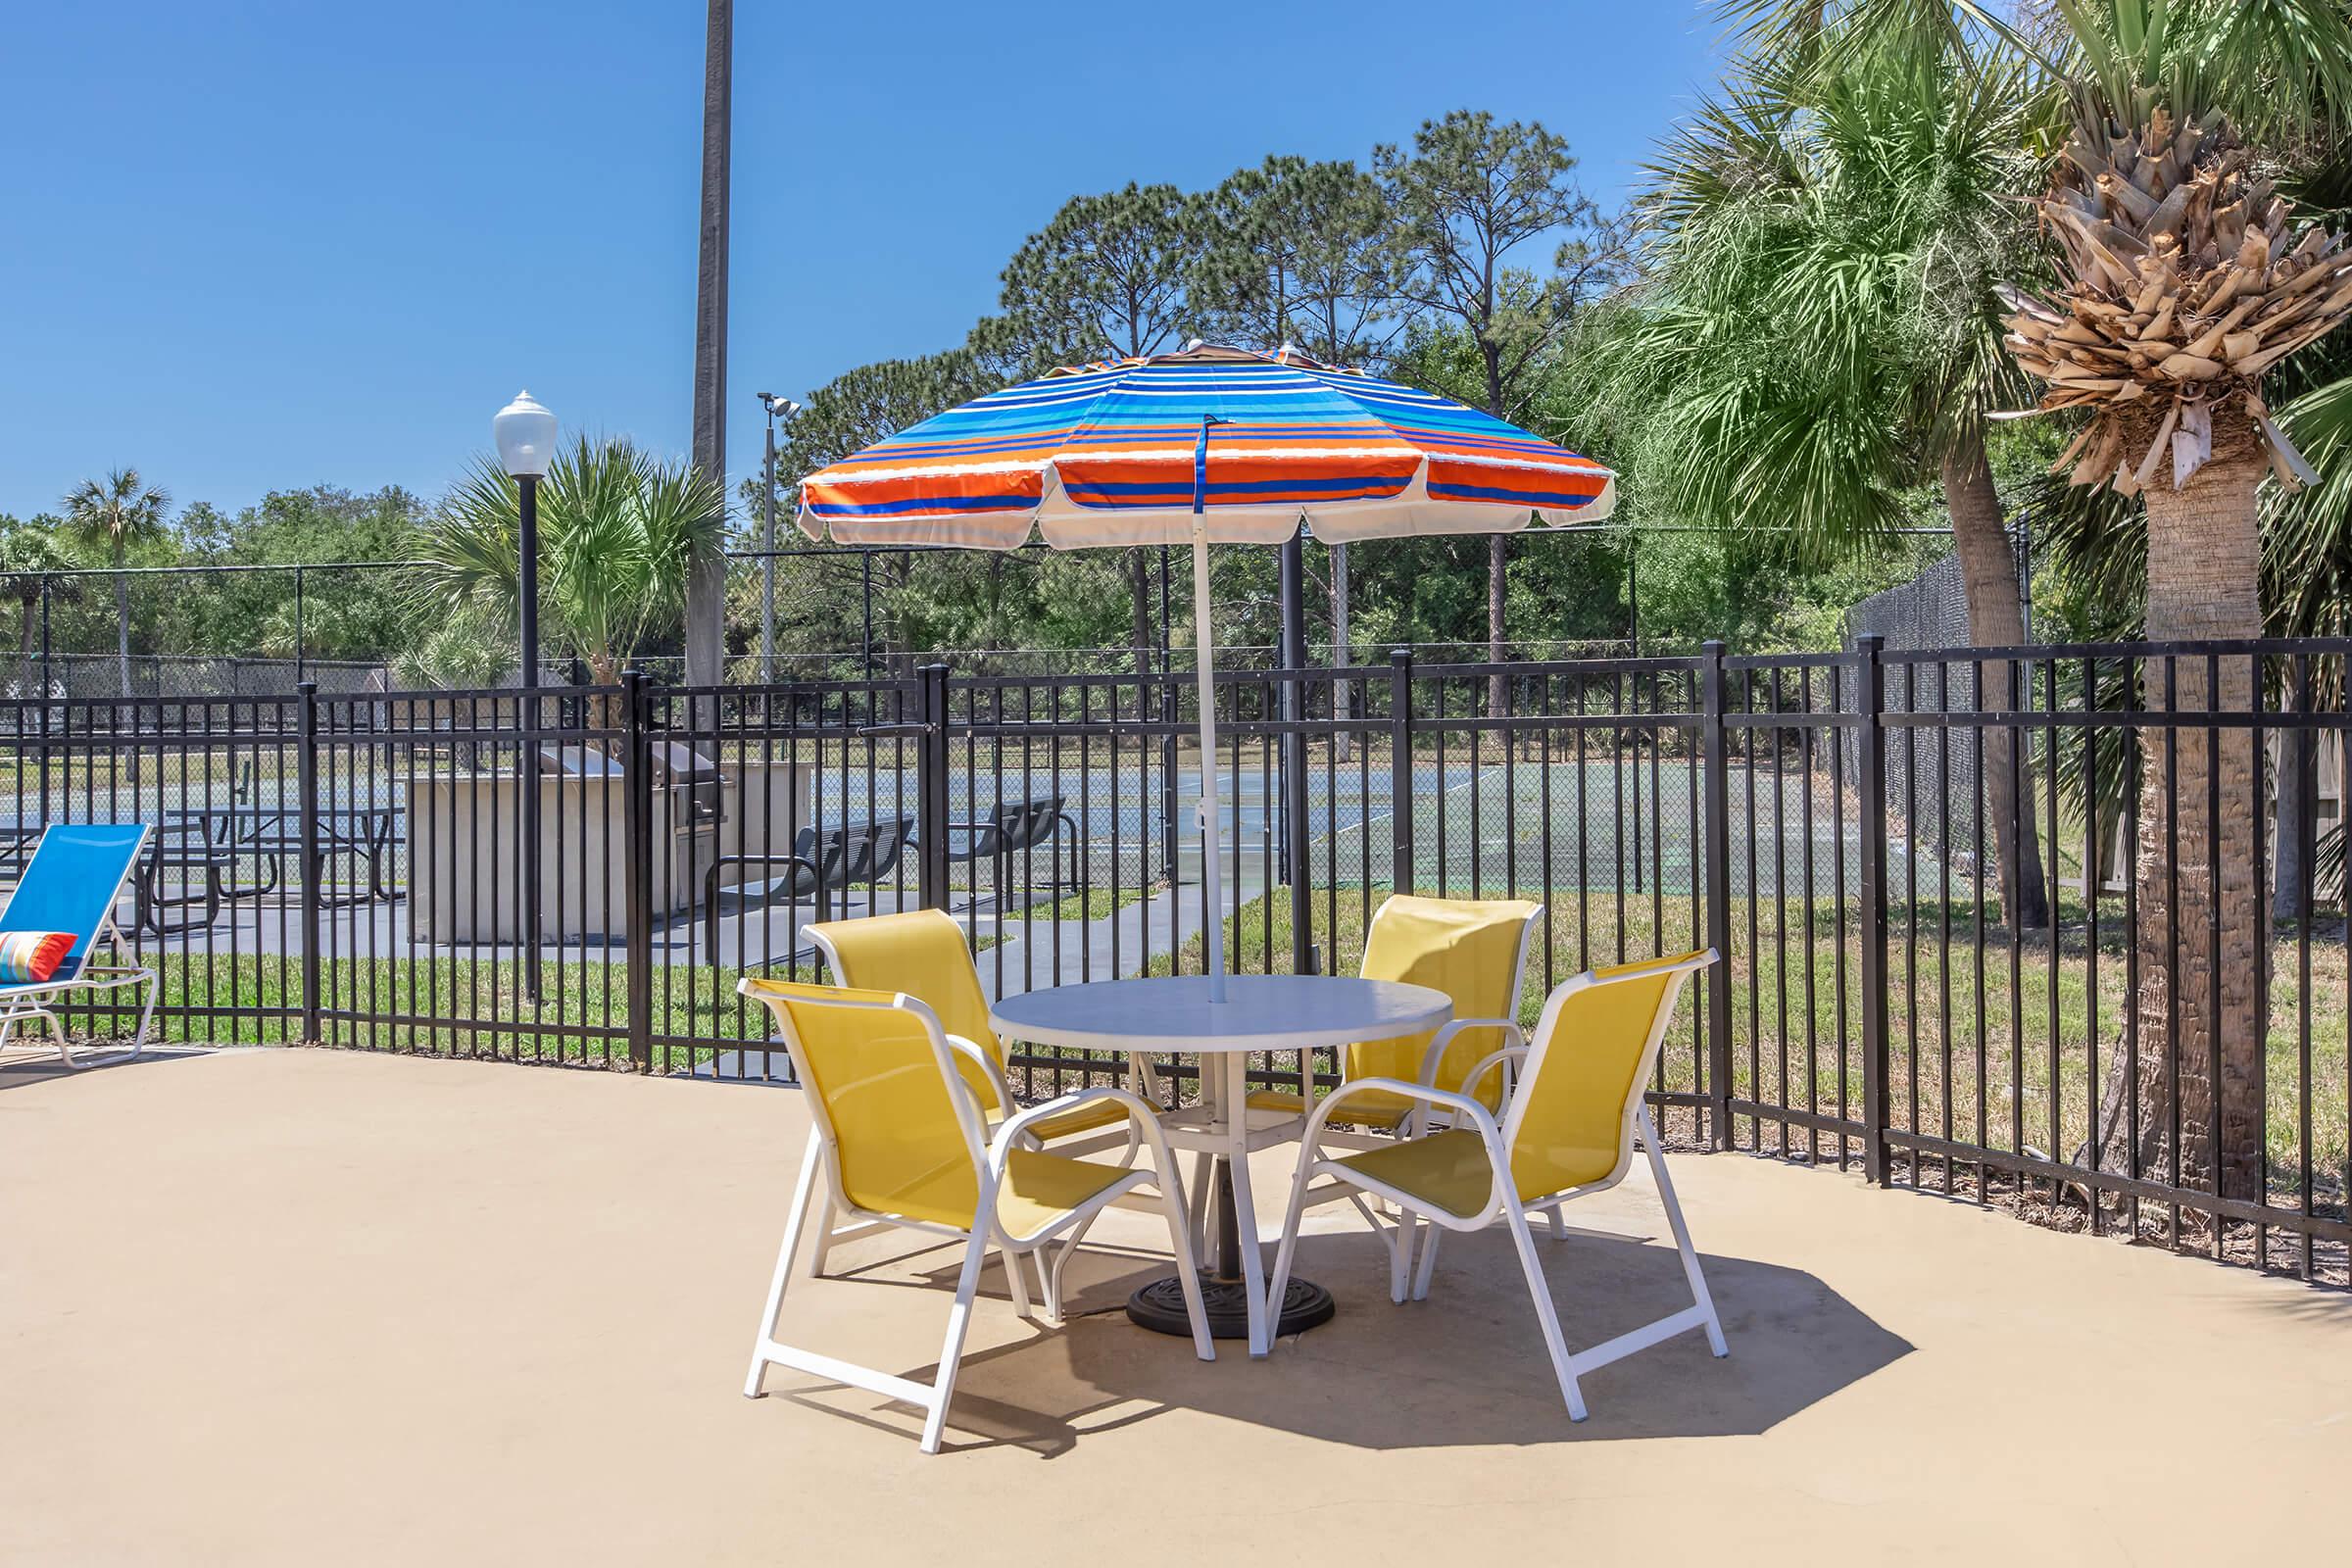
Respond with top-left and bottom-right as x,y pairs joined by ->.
3,637 -> 2345,1285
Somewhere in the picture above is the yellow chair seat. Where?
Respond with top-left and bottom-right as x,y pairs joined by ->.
1247,1088 -> 1410,1129
880,1147 -> 1131,1240
1333,1128 -> 1502,1220
1019,1094 -> 1133,1143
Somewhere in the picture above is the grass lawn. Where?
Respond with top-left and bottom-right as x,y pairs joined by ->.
50,867 -> 2344,1214
1143,883 -> 2351,1209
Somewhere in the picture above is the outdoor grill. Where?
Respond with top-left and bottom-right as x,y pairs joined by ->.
537,742 -> 725,916
537,741 -> 726,831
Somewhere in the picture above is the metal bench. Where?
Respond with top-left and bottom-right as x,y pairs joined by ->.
939,794 -> 1080,907
703,814 -> 916,952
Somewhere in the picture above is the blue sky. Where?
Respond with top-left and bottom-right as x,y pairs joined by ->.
0,2 -> 1724,521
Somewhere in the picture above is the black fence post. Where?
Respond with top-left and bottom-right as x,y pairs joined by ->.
917,662 -> 952,910
1854,633 -> 1892,1186
621,669 -> 654,1072
1700,640 -> 1735,1151
1389,649 -> 1414,896
297,680 -> 321,1045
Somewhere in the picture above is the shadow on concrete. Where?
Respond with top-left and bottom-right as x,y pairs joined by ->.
785,1223 -> 1912,1458
0,1046 -> 216,1093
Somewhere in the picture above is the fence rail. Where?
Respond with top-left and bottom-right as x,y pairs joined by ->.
4,636 -> 2345,1284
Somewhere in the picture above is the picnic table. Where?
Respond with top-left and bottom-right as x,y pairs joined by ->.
135,805 -> 403,935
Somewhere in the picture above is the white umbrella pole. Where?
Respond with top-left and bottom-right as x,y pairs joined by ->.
1190,525 -> 1227,1004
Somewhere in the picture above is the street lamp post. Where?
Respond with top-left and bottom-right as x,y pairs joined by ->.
494,391 -> 559,683
493,391 -> 557,998
757,393 -> 802,681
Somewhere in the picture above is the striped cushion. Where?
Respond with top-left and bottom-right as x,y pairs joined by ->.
0,931 -> 74,984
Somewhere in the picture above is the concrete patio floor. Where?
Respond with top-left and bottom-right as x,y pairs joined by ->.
4,1048 -> 2346,1566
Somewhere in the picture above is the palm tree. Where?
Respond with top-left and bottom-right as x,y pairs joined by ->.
1625,30 -> 2052,928
60,468 -> 172,698
416,436 -> 727,702
1994,1 -> 2352,1200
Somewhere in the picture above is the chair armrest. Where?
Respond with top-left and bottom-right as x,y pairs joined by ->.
1455,1045 -> 1531,1105
1301,1078 -> 1510,1215
943,1033 -> 1014,1117
1413,1017 -> 1526,1087
987,1085 -> 1178,1176
1305,1076 -> 1502,1150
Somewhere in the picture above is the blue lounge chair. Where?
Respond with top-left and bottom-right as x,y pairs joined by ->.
0,823 -> 159,1068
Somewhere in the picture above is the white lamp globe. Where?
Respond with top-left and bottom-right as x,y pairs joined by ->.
492,391 -> 558,478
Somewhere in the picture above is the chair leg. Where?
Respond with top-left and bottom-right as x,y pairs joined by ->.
1547,1204 -> 1569,1242
1409,1216 -> 1442,1301
1503,1204 -> 1587,1422
1261,1149 -> 1318,1352
1002,1242 -> 1035,1320
744,1139 -> 827,1398
1642,1108 -> 1728,1358
1153,1175 -> 1215,1361
1186,1151 -> 1213,1260
1044,1237 -> 1078,1325
806,1168 -> 843,1280
918,1229 -> 993,1455
1224,1095 -> 1271,1357
128,970 -> 157,1060
1387,1207 -> 1417,1303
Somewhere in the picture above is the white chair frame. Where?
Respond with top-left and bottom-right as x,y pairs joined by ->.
739,983 -> 1212,1454
1263,952 -> 1728,1419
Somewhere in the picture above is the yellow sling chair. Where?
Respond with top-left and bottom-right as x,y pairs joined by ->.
1263,950 -> 1729,1421
808,909 -> 1152,1168
739,980 -> 1211,1454
1249,895 -> 1543,1142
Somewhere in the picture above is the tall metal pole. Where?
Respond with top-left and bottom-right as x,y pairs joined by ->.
517,473 -> 542,1002
684,0 -> 733,699
518,475 -> 541,691
1278,528 -> 1313,973
760,401 -> 777,680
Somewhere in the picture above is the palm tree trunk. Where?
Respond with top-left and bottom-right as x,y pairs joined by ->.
2273,694 -> 2310,922
684,0 -> 732,705
1940,434 -> 2050,932
2116,445 -> 2268,1204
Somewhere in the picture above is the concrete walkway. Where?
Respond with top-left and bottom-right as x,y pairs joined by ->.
4,1048 -> 2346,1565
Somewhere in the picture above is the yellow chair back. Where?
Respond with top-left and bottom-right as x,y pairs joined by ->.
741,978 -> 985,1229
1348,896 -> 1540,1103
809,909 -> 1005,1114
1504,951 -> 1709,1200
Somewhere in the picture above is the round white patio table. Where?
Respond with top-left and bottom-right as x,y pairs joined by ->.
989,972 -> 1451,1356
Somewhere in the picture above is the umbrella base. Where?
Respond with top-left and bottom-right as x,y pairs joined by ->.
1126,1272 -> 1336,1340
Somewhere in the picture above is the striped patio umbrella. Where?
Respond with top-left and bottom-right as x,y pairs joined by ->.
795,344 -> 1616,998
